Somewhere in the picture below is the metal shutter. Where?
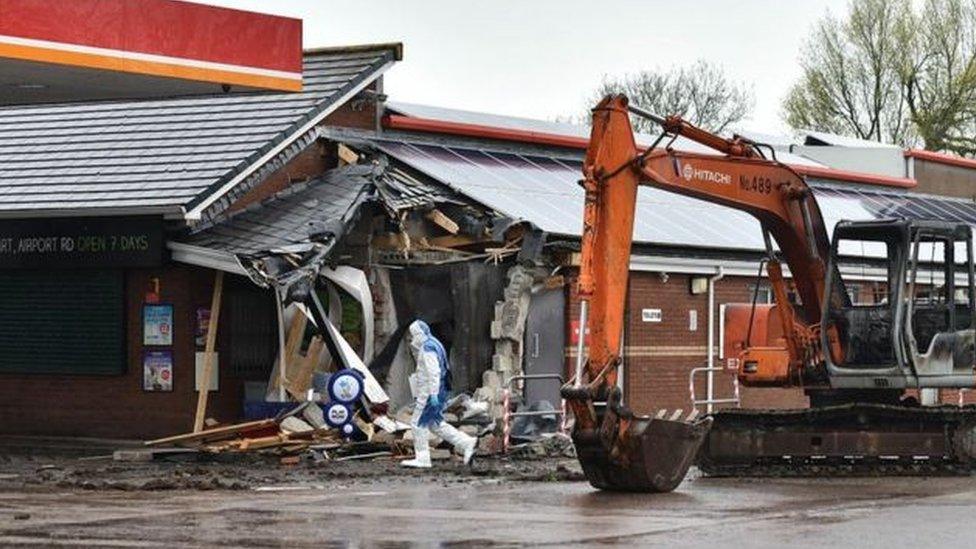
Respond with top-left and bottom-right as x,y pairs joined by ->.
0,270 -> 124,375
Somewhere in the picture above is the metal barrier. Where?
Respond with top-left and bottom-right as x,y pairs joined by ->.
501,373 -> 567,453
689,364 -> 740,413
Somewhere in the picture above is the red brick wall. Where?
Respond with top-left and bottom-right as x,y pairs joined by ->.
227,82 -> 380,213
323,80 -> 381,130
228,143 -> 329,213
0,264 -> 246,440
565,269 -> 808,415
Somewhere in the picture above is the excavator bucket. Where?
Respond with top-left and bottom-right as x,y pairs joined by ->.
571,392 -> 713,492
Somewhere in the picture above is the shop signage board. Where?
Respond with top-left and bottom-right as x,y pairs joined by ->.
0,0 -> 303,105
0,216 -> 164,268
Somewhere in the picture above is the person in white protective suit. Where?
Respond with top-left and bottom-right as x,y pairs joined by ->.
402,320 -> 477,468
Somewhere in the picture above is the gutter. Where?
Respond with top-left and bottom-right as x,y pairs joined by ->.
0,204 -> 184,220
383,114 -> 918,190
166,241 -> 248,275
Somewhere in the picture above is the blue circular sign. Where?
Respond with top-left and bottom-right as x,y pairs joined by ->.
323,402 -> 352,428
327,369 -> 365,404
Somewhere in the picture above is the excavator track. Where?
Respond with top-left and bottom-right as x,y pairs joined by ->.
697,403 -> 976,477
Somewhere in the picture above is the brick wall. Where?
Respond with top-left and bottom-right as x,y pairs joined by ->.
913,159 -> 976,200
565,269 -> 808,415
0,264 -> 247,440
227,81 -> 381,213
228,142 -> 330,213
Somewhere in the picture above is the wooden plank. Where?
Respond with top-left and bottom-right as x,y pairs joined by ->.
145,418 -> 277,447
425,208 -> 460,235
267,308 -> 307,397
193,270 -> 224,433
337,143 -> 360,165
286,336 -> 324,400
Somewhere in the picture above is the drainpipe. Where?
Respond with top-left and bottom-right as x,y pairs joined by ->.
707,267 -> 725,414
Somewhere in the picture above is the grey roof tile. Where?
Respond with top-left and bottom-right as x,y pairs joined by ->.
0,45 -> 399,215
181,154 -> 463,257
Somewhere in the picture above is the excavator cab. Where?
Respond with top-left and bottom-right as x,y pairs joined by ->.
822,219 -> 976,391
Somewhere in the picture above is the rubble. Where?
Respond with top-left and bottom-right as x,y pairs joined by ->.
143,397 -> 504,465
144,407 -> 348,457
508,433 -> 576,460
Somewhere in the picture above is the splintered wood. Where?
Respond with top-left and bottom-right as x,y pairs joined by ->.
266,311 -> 329,401
145,414 -> 341,456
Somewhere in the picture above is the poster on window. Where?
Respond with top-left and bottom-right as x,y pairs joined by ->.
143,303 -> 173,346
195,307 -> 210,348
143,350 -> 173,392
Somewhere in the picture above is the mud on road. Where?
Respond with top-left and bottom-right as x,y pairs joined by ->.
0,440 -> 583,492
8,438 -> 976,547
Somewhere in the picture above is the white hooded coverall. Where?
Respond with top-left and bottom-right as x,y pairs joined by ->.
403,320 -> 476,468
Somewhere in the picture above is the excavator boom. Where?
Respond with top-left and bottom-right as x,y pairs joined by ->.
563,95 -> 976,492
565,93 -> 843,491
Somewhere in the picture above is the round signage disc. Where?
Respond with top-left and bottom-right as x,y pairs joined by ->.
323,402 -> 351,428
327,369 -> 365,404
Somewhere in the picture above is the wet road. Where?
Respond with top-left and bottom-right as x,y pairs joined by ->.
1,473 -> 975,547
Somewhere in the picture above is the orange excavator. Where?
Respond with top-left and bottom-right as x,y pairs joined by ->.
562,95 -> 976,492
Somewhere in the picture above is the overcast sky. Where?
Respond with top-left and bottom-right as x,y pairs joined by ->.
200,0 -> 850,134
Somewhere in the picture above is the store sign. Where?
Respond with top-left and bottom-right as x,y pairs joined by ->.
0,216 -> 163,268
642,308 -> 663,323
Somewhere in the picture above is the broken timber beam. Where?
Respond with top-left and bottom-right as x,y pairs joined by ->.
425,208 -> 460,234
337,143 -> 359,165
193,270 -> 224,433
146,418 -> 277,447
286,336 -> 324,400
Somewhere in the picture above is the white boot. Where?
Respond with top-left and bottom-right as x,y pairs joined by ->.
432,422 -> 477,465
402,427 -> 432,468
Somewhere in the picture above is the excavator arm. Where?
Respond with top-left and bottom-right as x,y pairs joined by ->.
563,94 -> 843,492
573,95 -> 840,398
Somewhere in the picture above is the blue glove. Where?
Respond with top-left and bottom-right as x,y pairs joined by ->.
429,394 -> 440,407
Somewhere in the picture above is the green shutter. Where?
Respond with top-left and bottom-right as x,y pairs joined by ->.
0,270 -> 124,375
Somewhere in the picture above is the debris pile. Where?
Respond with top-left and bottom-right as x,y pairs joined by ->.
143,403 -> 368,458
508,432 -> 576,460
142,397 -> 502,463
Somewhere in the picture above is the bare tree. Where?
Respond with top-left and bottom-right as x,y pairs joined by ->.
587,60 -> 754,134
782,0 -> 913,144
783,0 -> 976,154
901,0 -> 976,155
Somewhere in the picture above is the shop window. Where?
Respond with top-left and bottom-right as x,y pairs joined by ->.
0,269 -> 124,375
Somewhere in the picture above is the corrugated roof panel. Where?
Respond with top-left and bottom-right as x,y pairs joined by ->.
0,46 -> 398,216
386,101 -> 825,168
375,138 -> 976,254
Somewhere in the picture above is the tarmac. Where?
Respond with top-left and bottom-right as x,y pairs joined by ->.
2,456 -> 976,547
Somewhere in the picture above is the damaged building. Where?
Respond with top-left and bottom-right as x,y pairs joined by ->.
6,41 -> 976,442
